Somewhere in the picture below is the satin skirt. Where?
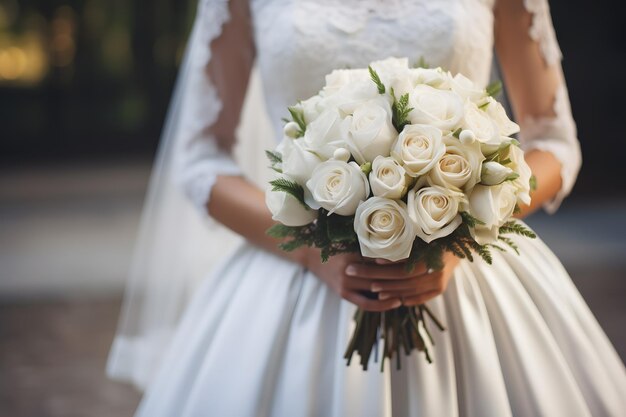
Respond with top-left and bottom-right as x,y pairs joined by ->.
134,227 -> 626,417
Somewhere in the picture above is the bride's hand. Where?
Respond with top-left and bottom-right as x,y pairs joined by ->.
304,249 -> 459,311
350,251 -> 460,307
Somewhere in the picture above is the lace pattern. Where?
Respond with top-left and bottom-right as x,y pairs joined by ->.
523,0 -> 563,66
519,81 -> 581,213
175,0 -> 243,211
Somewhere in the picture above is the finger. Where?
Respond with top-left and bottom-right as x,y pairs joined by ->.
342,276 -> 377,291
374,272 -> 443,295
370,276 -> 431,293
401,291 -> 441,306
374,258 -> 404,265
342,290 -> 402,312
345,262 -> 428,280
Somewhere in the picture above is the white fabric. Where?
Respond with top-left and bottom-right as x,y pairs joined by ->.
111,0 -> 625,415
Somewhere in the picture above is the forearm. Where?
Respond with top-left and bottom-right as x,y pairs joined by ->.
207,175 -> 313,267
515,149 -> 563,219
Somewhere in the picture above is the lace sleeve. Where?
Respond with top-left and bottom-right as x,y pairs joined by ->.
494,0 -> 582,214
174,0 -> 255,211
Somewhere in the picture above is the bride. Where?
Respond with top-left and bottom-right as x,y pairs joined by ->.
108,0 -> 626,415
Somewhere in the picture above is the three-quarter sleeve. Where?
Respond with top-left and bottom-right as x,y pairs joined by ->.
495,0 -> 582,214
174,0 -> 255,211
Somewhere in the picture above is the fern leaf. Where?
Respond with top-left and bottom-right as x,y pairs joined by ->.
368,66 -> 386,94
269,178 -> 307,207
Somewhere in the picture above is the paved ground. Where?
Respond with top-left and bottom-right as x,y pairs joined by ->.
1,161 -> 624,416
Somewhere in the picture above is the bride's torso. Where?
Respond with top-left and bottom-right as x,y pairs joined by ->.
249,0 -> 496,133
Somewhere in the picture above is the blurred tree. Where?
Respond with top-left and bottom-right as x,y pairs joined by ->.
0,0 -> 195,164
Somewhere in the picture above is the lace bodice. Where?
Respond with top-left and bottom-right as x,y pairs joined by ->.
178,0 -> 581,214
251,0 -> 495,131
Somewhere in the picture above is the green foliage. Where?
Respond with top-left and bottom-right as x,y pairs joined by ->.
390,87 -> 414,132
368,66 -> 386,94
265,150 -> 283,173
460,211 -> 486,227
266,209 -> 359,262
415,56 -> 430,69
452,127 -> 462,138
265,150 -> 282,165
499,220 -> 537,239
498,236 -> 519,254
530,175 -> 538,191
287,106 -> 307,137
486,80 -> 502,97
269,178 -> 306,207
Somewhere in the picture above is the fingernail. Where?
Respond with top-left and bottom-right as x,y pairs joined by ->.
391,300 -> 402,308
371,284 -> 383,292
346,266 -> 357,276
378,293 -> 390,300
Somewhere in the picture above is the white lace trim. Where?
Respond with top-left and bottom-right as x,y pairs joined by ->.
519,82 -> 581,213
175,0 -> 243,211
523,0 -> 563,66
199,0 -> 229,126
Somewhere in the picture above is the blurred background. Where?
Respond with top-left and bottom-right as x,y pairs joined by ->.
0,0 -> 624,416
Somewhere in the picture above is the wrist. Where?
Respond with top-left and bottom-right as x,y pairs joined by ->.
294,246 -> 318,270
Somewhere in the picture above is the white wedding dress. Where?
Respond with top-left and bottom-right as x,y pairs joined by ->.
113,0 -> 626,415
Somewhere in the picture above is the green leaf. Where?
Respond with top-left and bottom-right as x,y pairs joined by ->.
486,80 -> 502,97
499,221 -> 537,239
390,87 -> 414,132
279,239 -> 308,252
368,66 -> 386,94
478,101 -> 490,110
269,178 -> 307,207
452,127 -> 462,138
266,223 -> 295,238
498,236 -> 520,254
529,175 -> 538,191
265,150 -> 283,165
415,56 -> 430,69
460,211 -> 486,227
326,214 -> 357,243
360,162 -> 372,175
287,106 -> 307,136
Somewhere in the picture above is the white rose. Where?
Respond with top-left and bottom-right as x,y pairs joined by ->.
302,108 -> 348,159
345,98 -> 398,164
369,156 -> 408,199
281,137 -> 324,185
324,68 -> 370,94
505,144 -> 532,206
321,79 -> 383,116
407,183 -> 465,243
370,57 -> 413,97
408,84 -> 464,131
299,94 -> 325,124
480,161 -> 515,186
483,97 -> 520,137
354,197 -> 415,261
450,73 -> 486,103
461,101 -> 502,154
305,160 -> 370,216
369,57 -> 410,74
410,67 -> 451,89
391,124 -> 445,177
428,135 -> 485,192
266,184 -> 317,227
468,182 -> 518,244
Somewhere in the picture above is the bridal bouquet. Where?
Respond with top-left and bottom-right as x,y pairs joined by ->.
265,57 -> 536,370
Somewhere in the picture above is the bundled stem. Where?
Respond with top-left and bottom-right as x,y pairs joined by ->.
344,304 -> 446,371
